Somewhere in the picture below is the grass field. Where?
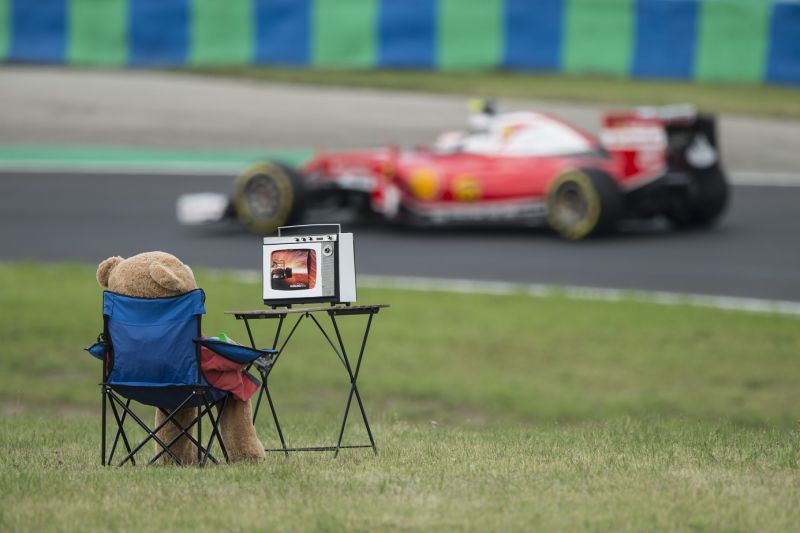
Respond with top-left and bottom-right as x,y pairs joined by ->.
1,263 -> 798,531
190,67 -> 800,120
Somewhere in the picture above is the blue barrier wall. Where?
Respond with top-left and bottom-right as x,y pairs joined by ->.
0,0 -> 798,85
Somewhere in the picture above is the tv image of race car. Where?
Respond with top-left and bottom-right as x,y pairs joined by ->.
176,103 -> 728,240
270,250 -> 316,291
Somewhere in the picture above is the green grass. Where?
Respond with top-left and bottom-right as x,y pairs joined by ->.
2,415 -> 798,531
1,262 -> 799,531
188,67 -> 800,120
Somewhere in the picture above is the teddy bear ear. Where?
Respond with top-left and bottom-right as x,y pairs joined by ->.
96,256 -> 124,289
183,264 -> 195,280
149,262 -> 191,293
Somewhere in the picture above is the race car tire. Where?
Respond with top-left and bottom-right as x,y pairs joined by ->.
665,169 -> 729,228
546,169 -> 622,240
234,161 -> 306,235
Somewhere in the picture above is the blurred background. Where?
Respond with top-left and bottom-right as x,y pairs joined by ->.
0,0 -> 798,300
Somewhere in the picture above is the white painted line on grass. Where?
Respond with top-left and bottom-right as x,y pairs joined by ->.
359,275 -> 800,315
210,269 -> 800,316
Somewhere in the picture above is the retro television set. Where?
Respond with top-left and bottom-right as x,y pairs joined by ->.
263,224 -> 357,307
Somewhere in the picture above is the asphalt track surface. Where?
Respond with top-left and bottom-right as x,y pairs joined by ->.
1,170 -> 798,302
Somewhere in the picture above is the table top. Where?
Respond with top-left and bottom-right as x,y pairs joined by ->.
226,304 -> 389,319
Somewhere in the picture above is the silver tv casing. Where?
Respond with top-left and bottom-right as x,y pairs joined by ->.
262,231 -> 356,306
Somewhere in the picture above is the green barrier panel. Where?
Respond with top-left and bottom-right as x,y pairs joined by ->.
313,0 -> 376,68
0,0 -> 9,60
1,0 -> 793,85
0,145 -> 314,170
563,0 -> 634,77
438,0 -> 503,70
695,0 -> 769,83
69,0 -> 127,66
191,0 -> 252,65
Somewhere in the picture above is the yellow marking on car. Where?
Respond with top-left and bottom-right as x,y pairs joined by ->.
452,174 -> 481,202
409,168 -> 440,200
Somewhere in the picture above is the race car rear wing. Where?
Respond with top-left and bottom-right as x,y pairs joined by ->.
600,106 -> 720,183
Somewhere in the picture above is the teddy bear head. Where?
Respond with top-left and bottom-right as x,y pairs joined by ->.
96,251 -> 197,298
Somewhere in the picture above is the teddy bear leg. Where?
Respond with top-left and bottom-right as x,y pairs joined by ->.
153,407 -> 199,465
218,398 -> 266,462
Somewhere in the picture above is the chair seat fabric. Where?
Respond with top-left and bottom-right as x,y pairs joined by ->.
110,384 -> 227,409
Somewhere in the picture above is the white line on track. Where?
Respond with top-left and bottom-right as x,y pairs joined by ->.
0,163 -> 799,186
730,171 -> 800,187
212,270 -> 800,316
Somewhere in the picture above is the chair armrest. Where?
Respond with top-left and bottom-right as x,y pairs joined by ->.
84,341 -> 108,361
193,338 -> 276,365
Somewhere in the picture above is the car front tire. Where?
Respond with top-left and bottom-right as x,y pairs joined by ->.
233,161 -> 306,235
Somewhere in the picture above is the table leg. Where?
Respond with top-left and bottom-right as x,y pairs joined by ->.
243,318 -> 256,350
329,312 -> 378,457
239,308 -> 382,456
263,380 -> 288,457
250,314 -> 305,455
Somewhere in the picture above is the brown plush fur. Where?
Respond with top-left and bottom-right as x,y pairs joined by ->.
97,251 -> 266,464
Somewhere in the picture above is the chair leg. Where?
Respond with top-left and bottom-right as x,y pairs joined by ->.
149,402 -> 220,465
107,396 -> 135,466
197,405 -> 202,465
108,399 -> 131,464
101,386 -> 107,466
202,395 -> 229,465
155,407 -> 200,464
214,396 -> 230,463
112,393 -> 194,466
103,391 -> 229,467
154,397 -> 225,466
216,396 -> 229,462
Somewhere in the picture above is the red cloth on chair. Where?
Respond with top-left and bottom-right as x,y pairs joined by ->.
199,345 -> 259,402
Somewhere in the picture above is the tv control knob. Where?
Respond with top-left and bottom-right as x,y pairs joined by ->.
322,244 -> 333,257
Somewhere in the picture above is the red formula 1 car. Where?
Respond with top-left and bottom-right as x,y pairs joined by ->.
177,104 -> 728,240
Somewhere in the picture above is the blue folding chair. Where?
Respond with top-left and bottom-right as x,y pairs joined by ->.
85,289 -> 275,466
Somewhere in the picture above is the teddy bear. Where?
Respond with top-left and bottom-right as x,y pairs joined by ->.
96,251 -> 266,464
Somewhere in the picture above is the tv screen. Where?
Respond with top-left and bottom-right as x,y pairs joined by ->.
270,249 -> 317,291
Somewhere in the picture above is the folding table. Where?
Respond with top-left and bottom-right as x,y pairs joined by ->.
226,304 -> 388,456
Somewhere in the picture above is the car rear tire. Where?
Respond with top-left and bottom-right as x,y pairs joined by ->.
234,161 -> 306,235
665,169 -> 729,228
546,169 -> 622,240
